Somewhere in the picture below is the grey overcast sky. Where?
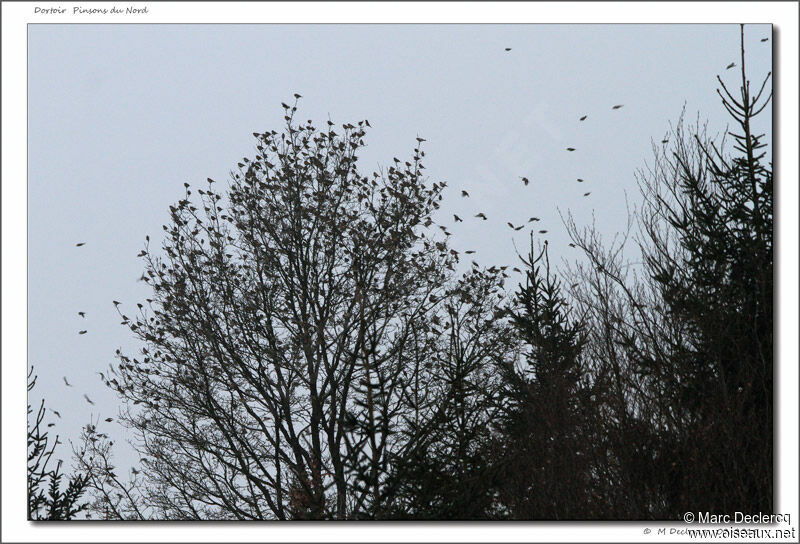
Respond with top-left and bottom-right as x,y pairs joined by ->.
28,24 -> 771,472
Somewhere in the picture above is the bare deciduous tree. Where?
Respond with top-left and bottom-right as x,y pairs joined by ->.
78,101 -> 515,520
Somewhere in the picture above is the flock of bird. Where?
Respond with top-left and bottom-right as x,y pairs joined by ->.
54,241 -> 99,412
415,46 -> 635,265
50,33 -> 772,433
429,39 -> 771,265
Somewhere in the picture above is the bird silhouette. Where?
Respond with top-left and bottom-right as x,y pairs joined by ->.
761,37 -> 769,42
612,104 -> 624,110
521,177 -> 530,186
78,311 -> 86,318
294,93 -> 302,99
579,115 -> 587,121
475,213 -> 487,220
569,243 -> 576,248
113,300 -> 121,307
453,214 -> 463,223
539,230 -> 548,234
505,48 -> 512,51
75,242 -> 86,247
461,190 -> 469,197
528,217 -> 540,222
78,330 -> 87,335
726,62 -> 736,70
465,250 -> 476,254
131,467 -> 140,475
584,192 -> 591,197
105,417 -> 113,422
63,376 -> 72,387
83,394 -> 95,405
567,147 -> 576,151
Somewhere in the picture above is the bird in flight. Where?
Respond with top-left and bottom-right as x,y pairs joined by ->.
584,192 -> 591,197
726,62 -> 736,70
461,190 -> 470,198
566,147 -> 576,152
580,115 -> 587,121
521,177 -> 530,186
105,417 -> 114,422
75,242 -> 86,247
453,214 -> 463,223
78,311 -> 86,318
78,330 -> 87,335
612,104 -> 624,110
528,217 -> 540,222
294,93 -> 302,99
475,213 -> 487,220
63,376 -> 73,387
83,394 -> 95,405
